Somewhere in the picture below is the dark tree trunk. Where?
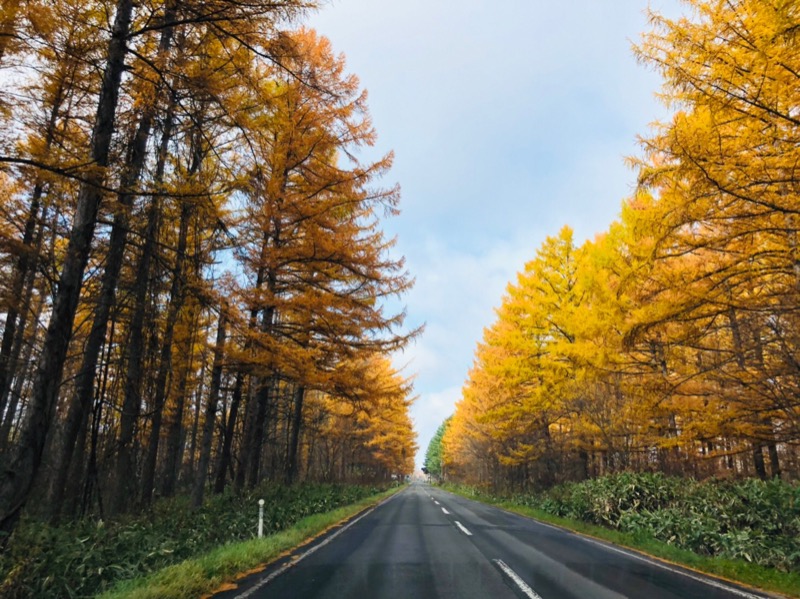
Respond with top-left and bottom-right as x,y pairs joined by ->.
0,187 -> 42,422
185,374 -> 203,486
752,442 -> 767,480
0,289 -> 44,449
62,397 -> 90,517
192,313 -> 226,507
110,98 -> 175,515
245,294 -> 278,488
0,0 -> 135,538
161,302 -> 199,497
214,371 -> 242,494
80,379 -> 107,519
140,105 -> 206,506
246,377 -> 272,488
53,314 -> 117,520
285,385 -> 305,485
0,216 -> 44,447
235,381 -> 257,492
767,441 -> 781,479
185,322 -> 208,487
234,263 -> 272,491
140,199 -> 192,506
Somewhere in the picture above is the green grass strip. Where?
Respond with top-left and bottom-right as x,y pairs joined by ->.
97,485 -> 404,599
441,484 -> 800,599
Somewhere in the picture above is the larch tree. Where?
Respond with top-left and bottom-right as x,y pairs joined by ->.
233,28 -> 413,488
632,0 -> 800,476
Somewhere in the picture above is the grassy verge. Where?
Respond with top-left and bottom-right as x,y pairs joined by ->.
441,483 -> 800,598
97,485 -> 404,599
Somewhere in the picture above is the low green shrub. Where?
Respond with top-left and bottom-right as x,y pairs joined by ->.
449,474 -> 800,572
0,483 -> 384,599
522,472 -> 684,527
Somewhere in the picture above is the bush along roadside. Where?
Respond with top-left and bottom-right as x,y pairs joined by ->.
442,473 -> 800,597
0,483 -> 391,599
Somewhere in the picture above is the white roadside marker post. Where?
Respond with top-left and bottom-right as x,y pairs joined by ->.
258,499 -> 265,538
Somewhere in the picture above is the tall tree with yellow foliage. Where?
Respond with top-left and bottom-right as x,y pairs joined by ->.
632,0 -> 800,476
233,28 -> 413,487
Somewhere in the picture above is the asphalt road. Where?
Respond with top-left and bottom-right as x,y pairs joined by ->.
217,482 -> 774,599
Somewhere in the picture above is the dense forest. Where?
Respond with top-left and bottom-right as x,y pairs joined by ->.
0,0 -> 417,542
436,0 -> 800,490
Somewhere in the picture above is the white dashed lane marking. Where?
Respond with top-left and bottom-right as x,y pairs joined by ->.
493,559 -> 543,599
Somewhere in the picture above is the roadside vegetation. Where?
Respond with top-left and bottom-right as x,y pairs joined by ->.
442,474 -> 800,598
0,483 -> 396,599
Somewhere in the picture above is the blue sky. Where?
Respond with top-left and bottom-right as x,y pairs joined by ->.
308,0 -> 683,469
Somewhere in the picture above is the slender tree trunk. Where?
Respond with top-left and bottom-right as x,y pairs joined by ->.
235,380 -> 257,492
246,377 -> 272,488
52,314 -> 117,519
285,385 -> 305,485
752,442 -> 767,480
80,379 -> 107,518
214,371 -> 242,494
109,99 -> 176,515
161,302 -> 199,497
0,0 -> 134,538
305,422 -> 316,480
192,313 -> 226,507
75,314 -> 116,518
767,441 -> 781,479
244,277 -> 278,488
141,98 -> 212,507
0,214 -> 44,445
749,326 -> 782,479
140,199 -> 192,506
235,256 -> 271,490
0,288 -> 45,449
185,363 -> 204,486
212,383 -> 228,480
0,188 -> 42,422
62,395 -> 90,518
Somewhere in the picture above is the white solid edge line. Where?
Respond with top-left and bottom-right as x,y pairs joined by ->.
579,535 -> 766,599
523,518 -> 767,599
441,507 -> 450,515
454,521 -> 473,536
493,559 -> 543,599
233,492 -> 400,599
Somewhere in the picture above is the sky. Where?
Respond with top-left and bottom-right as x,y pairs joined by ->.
307,0 -> 684,469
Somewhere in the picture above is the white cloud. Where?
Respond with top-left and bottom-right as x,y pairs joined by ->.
308,0 -> 686,466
